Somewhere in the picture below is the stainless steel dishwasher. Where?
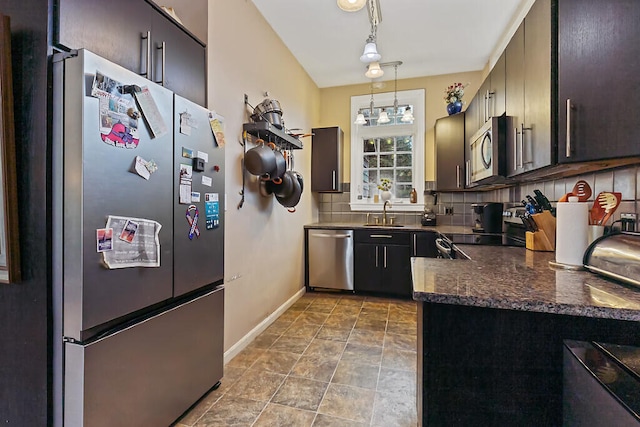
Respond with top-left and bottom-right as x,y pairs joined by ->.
308,229 -> 354,291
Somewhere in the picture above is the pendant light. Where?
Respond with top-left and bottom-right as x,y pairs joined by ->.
401,107 -> 414,123
360,38 -> 381,63
360,0 -> 382,64
354,113 -> 366,125
378,111 -> 390,124
365,61 -> 384,78
337,0 -> 366,12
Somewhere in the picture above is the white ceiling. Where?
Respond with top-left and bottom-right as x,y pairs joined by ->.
252,0 -> 531,88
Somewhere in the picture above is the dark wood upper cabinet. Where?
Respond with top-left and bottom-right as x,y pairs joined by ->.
505,0 -> 552,177
55,0 -> 206,106
435,113 -> 466,191
489,51 -> 506,118
311,126 -> 343,192
557,0 -> 640,163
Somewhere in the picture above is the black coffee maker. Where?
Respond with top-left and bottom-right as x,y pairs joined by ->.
421,190 -> 438,226
471,203 -> 503,233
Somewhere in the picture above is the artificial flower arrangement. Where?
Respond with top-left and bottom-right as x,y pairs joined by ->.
377,178 -> 392,191
444,82 -> 469,105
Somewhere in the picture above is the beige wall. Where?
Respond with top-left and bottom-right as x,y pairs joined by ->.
208,0 -> 320,351
319,71 -> 483,182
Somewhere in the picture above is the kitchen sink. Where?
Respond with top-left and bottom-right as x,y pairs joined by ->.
363,223 -> 405,228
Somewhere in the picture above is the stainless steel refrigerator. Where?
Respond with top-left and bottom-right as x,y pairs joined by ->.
52,49 -> 224,427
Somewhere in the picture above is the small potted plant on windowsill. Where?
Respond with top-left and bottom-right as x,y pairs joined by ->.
378,178 -> 392,202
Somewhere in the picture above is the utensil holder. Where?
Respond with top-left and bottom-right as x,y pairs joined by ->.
525,210 -> 556,252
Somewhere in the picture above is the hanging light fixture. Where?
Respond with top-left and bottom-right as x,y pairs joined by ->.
378,111 -> 390,124
360,0 -> 382,64
365,61 -> 384,78
354,113 -> 366,125
337,0 -> 366,12
401,107 -> 414,123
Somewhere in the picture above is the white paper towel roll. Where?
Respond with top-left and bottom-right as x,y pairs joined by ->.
555,197 -> 589,266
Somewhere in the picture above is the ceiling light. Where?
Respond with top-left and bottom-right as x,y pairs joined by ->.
378,111 -> 390,124
337,0 -> 366,12
365,61 -> 384,78
354,113 -> 367,125
360,41 -> 381,63
401,107 -> 414,123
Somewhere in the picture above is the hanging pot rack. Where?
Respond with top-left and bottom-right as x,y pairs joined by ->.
243,94 -> 304,149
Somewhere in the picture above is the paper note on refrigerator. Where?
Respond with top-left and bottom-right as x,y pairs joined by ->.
134,86 -> 168,138
103,216 -> 161,269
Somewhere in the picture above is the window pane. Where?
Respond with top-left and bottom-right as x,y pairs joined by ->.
364,154 -> 378,168
380,154 -> 394,168
395,184 -> 412,199
397,136 -> 412,151
396,169 -> 412,182
380,137 -> 394,152
363,138 -> 377,153
397,154 -> 412,167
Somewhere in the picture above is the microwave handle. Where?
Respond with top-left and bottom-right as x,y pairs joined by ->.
456,165 -> 461,188
566,99 -> 573,158
513,127 -> 518,171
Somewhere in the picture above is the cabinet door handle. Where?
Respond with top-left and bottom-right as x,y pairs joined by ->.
413,234 -> 417,256
375,246 -> 379,268
456,165 -> 461,188
141,31 -> 151,78
522,123 -> 532,165
332,170 -> 336,190
370,234 -> 392,238
566,99 -> 573,158
383,246 -> 387,269
155,41 -> 166,86
518,124 -> 524,169
466,160 -> 471,186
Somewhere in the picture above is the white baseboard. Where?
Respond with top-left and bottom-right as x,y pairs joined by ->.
223,286 -> 306,365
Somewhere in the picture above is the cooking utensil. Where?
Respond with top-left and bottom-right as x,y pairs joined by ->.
589,192 -> 607,225
533,189 -> 553,212
559,180 -> 592,202
244,139 -> 277,176
526,195 -> 541,213
597,192 -> 622,225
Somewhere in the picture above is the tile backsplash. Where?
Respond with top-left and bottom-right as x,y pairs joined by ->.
317,165 -> 640,230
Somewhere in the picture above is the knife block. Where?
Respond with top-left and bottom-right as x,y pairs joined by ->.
525,210 -> 556,252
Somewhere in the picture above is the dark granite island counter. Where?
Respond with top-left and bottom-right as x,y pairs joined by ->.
412,246 -> 640,426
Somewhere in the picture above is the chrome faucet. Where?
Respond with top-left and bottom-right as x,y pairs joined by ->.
383,201 -> 391,225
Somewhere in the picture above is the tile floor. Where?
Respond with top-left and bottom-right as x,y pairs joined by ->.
175,292 -> 418,426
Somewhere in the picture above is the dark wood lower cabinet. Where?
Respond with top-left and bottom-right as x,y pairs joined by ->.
354,242 -> 411,297
418,302 -> 640,426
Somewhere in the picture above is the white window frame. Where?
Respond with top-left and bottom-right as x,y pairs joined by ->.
350,88 -> 425,212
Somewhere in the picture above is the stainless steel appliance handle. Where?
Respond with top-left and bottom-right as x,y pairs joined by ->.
141,31 -> 151,77
456,165 -> 461,188
566,99 -> 572,158
310,233 -> 351,239
518,124 -> 524,169
375,246 -> 379,267
484,91 -> 488,122
332,170 -> 336,190
513,127 -> 518,171
370,234 -> 392,238
383,246 -> 387,268
155,41 -> 166,86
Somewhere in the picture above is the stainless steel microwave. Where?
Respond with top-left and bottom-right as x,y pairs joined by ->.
469,116 -> 510,185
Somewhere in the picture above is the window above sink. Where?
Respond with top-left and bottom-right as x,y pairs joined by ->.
350,89 -> 425,212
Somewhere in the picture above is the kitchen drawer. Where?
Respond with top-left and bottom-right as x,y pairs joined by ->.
354,229 -> 410,246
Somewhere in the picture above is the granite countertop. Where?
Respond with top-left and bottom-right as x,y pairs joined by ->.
412,245 -> 640,321
304,222 -> 473,235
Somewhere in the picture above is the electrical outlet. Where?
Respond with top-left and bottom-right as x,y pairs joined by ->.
445,206 -> 454,215
621,213 -> 637,221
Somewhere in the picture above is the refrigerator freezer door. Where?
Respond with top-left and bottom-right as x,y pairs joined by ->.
64,287 -> 224,427
173,95 -> 225,296
59,50 -> 174,340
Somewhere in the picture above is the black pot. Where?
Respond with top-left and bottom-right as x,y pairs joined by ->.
245,140 -> 276,176
271,170 -> 295,198
276,171 -> 303,208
